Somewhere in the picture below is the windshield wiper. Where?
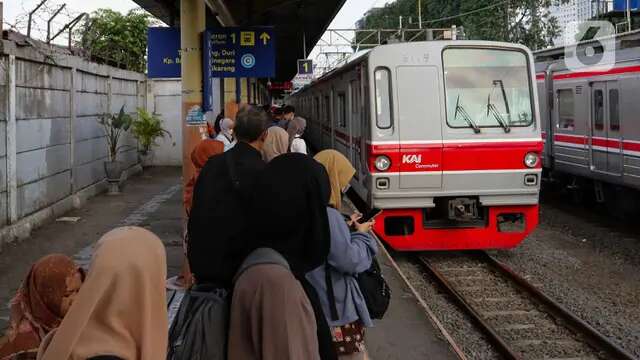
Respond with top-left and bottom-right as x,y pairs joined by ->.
454,95 -> 481,134
489,80 -> 512,133
486,94 -> 511,133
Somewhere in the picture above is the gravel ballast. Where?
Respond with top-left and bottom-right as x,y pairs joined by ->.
489,191 -> 640,358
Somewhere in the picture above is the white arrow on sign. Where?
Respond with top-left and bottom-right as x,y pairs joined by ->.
260,32 -> 271,45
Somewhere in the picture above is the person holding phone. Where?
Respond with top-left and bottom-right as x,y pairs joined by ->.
308,150 -> 378,360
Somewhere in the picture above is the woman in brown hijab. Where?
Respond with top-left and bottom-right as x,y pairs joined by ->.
184,138 -> 224,214
171,138 -> 224,289
37,226 -> 168,360
229,153 -> 337,360
261,126 -> 289,162
0,255 -> 83,360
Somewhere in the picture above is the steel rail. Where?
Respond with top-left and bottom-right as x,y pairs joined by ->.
418,256 -> 522,360
419,252 -> 637,360
479,252 -> 636,360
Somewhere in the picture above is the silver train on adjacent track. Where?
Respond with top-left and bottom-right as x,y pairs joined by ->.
289,41 -> 543,251
535,30 -> 640,211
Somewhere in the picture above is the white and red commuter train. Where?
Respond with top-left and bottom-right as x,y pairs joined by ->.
535,35 -> 640,210
289,41 -> 543,251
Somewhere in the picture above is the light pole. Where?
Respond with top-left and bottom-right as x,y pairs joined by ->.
418,0 -> 422,29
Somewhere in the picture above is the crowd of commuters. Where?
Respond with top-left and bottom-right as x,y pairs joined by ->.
0,103 -> 378,360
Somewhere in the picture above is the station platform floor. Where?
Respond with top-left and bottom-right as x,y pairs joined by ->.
0,167 -> 458,359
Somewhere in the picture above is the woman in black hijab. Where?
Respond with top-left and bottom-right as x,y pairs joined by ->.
229,153 -> 337,360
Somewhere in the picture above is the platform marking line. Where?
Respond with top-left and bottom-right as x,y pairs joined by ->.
119,184 -> 182,226
371,233 -> 468,360
74,183 -> 182,268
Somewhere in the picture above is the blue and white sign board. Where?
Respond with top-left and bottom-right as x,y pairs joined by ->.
147,27 -> 181,78
203,27 -> 276,78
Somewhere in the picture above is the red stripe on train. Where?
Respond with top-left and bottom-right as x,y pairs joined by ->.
553,65 -> 640,80
553,134 -> 640,152
368,141 -> 543,173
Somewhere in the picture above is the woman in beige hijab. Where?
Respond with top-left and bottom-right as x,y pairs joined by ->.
37,227 -> 168,360
314,150 -> 356,211
262,126 -> 290,162
312,150 -> 377,360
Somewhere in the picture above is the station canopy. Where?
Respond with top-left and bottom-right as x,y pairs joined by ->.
133,0 -> 346,81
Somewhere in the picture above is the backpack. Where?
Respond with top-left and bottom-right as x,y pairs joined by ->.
167,286 -> 229,360
167,249 -> 292,360
326,257 -> 391,321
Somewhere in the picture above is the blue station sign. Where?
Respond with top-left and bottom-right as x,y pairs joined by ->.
203,27 -> 276,78
147,27 -> 181,78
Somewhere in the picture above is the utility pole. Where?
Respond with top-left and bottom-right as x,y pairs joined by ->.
0,1 -> 4,33
303,31 -> 307,58
627,0 -> 632,32
418,0 -> 422,29
399,15 -> 403,29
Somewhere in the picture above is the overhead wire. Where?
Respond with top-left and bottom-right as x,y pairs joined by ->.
406,0 -> 510,26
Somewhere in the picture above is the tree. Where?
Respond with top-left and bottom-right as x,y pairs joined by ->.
77,9 -> 154,73
356,0 -> 567,50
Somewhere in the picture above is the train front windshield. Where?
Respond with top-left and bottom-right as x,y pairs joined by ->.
443,48 -> 534,131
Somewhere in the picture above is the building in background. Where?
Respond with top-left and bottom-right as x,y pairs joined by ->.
549,0 -> 594,45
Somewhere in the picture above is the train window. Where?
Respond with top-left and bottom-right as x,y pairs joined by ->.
442,48 -> 533,129
337,93 -> 347,128
609,89 -> 620,131
557,89 -> 575,130
374,68 -> 393,129
593,90 -> 604,131
350,80 -> 360,114
325,96 -> 331,124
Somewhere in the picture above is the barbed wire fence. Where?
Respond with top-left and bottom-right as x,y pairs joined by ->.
5,0 -> 84,46
4,0 -> 149,72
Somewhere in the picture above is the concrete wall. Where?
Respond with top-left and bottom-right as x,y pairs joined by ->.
145,79 -> 182,166
0,39 -> 145,248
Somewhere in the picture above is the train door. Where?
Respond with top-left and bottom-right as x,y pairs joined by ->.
590,81 -> 622,174
349,80 -> 359,176
396,66 -> 443,189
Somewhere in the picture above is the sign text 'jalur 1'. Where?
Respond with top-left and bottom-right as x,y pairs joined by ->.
204,27 -> 276,78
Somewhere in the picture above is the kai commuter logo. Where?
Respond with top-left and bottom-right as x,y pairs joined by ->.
402,154 -> 422,164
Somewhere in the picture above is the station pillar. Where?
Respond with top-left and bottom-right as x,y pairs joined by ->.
180,0 -> 207,191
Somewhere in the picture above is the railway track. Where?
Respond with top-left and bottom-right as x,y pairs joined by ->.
418,252 -> 636,360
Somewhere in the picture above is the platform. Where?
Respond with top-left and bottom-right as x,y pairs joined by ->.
0,167 -> 458,359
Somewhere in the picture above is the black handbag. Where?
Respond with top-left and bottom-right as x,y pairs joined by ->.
326,257 -> 391,321
355,258 -> 391,319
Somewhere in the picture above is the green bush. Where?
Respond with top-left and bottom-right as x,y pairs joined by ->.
132,108 -> 171,155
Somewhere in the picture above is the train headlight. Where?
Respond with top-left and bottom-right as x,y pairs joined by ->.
524,152 -> 540,168
375,156 -> 391,172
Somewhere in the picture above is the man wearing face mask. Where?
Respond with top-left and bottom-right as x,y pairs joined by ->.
188,105 -> 270,287
278,105 -> 295,130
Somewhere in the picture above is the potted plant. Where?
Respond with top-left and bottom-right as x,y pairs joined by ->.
131,107 -> 172,167
99,105 -> 133,193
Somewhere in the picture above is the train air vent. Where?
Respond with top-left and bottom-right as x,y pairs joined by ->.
575,86 -> 583,95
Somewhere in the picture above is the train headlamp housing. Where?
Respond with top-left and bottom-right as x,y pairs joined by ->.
524,152 -> 540,168
375,155 -> 391,172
